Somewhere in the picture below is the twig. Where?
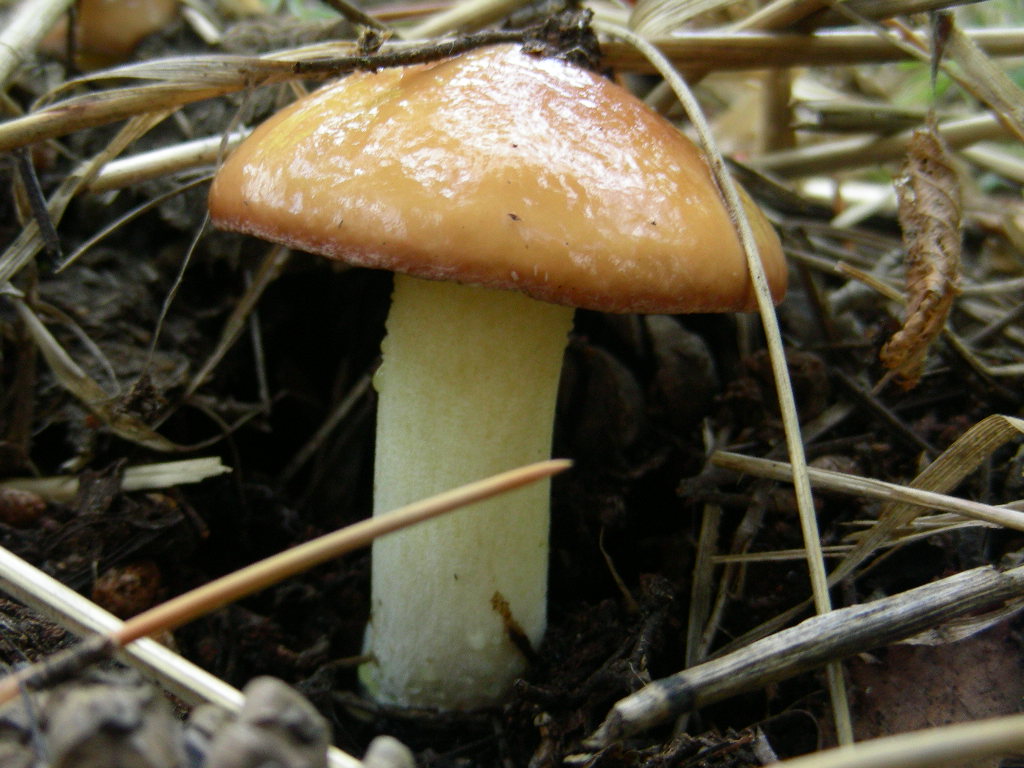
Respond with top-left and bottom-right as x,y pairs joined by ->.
403,0 -> 529,38
734,0 -> 830,30
0,545 -> 363,768
0,28 -> 1020,155
711,451 -> 1024,532
961,143 -> 1024,186
85,130 -> 249,193
605,28 -> 1024,73
14,149 -> 61,261
685,504 -> 720,668
122,459 -> 567,641
184,244 -> 292,398
10,295 -> 182,451
711,519 -> 992,563
831,370 -> 938,456
57,174 -> 213,273
0,457 -> 231,503
0,459 -> 571,706
801,0 -> 989,29
0,0 -> 75,88
755,113 -> 1009,177
279,374 -> 372,484
591,19 -> 853,745
585,565 -> 1024,748
0,111 -> 171,288
290,27 -> 533,75
768,710 -> 1024,768
320,0 -> 392,32
712,415 -> 1024,658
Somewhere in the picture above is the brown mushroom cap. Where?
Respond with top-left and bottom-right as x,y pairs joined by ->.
209,44 -> 786,314
41,0 -> 179,69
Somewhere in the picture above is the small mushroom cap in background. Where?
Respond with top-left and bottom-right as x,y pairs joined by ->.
209,44 -> 786,314
40,0 -> 179,69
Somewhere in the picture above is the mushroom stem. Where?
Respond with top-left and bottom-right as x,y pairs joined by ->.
363,274 -> 573,709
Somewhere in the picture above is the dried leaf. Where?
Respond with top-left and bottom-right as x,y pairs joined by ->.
850,625 -> 1024,768
880,121 -> 961,389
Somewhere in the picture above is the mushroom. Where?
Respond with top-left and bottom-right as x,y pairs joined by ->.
208,44 -> 786,710
41,0 -> 179,69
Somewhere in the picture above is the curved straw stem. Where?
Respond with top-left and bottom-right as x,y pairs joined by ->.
592,20 -> 851,744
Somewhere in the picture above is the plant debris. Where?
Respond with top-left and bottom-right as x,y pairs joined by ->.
880,121 -> 962,389
0,0 -> 1023,767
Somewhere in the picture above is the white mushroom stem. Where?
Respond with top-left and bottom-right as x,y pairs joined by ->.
363,274 -> 573,710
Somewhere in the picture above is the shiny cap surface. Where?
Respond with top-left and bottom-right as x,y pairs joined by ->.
209,44 -> 786,313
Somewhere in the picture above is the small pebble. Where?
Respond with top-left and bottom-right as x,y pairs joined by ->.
43,669 -> 185,768
205,676 -> 329,768
363,735 -> 415,768
91,560 -> 163,618
0,488 -> 46,528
